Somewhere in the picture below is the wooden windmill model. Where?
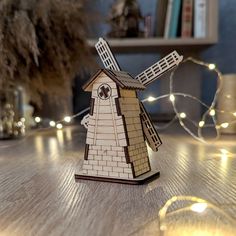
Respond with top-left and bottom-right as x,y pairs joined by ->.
75,38 -> 183,184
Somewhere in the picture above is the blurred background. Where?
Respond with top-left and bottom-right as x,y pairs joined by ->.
0,0 -> 236,137
75,0 -> 235,121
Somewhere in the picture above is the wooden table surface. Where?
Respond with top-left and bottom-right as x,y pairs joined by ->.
0,125 -> 235,236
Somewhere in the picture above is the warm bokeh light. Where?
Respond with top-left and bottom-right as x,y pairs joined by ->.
49,121 -> 56,127
159,196 -> 236,236
56,123 -> 63,129
199,121 -> 205,127
209,109 -> 215,116
64,116 -> 72,123
34,117 -> 41,123
208,63 -> 216,70
233,112 -> 236,117
169,94 -> 175,102
220,122 -> 229,128
180,112 -> 186,119
190,203 -> 208,213
147,96 -> 156,102
220,149 -> 228,155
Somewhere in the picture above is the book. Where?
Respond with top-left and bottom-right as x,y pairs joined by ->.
168,0 -> 182,38
155,0 -> 169,37
141,0 -> 159,37
194,0 -> 207,38
144,15 -> 152,38
181,0 -> 193,37
164,0 -> 174,38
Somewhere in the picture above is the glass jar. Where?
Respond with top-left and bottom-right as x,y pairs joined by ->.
0,86 -> 25,139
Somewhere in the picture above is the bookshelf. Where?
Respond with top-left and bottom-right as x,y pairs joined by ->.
86,0 -> 218,120
88,37 -> 217,53
88,0 -> 218,54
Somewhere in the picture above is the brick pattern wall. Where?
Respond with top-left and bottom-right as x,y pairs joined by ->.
119,89 -> 151,177
82,145 -> 133,179
82,73 -> 134,178
86,73 -> 127,147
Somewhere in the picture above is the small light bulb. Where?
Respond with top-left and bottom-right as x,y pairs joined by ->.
233,112 -> 236,117
209,109 -> 216,116
35,117 -> 41,123
190,203 -> 208,213
20,117 -> 26,122
56,123 -> 63,129
179,112 -> 186,119
220,149 -> 228,155
169,94 -> 175,102
64,116 -> 71,123
208,64 -> 216,70
199,121 -> 205,127
226,95 -> 231,99
49,121 -> 56,127
147,96 -> 155,102
221,122 -> 229,128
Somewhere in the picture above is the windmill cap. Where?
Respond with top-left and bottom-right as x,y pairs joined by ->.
83,69 -> 146,91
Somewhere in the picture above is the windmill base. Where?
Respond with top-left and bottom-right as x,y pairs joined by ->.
75,170 -> 160,185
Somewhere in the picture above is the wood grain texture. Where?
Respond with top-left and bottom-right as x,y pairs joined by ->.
0,124 -> 235,236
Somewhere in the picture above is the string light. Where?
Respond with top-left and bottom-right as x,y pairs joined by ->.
35,117 -> 41,123
169,94 -> 175,102
221,123 -> 229,128
34,115 -> 74,130
209,109 -> 216,116
190,202 -> 208,213
0,108 -> 92,153
208,63 -> 216,70
56,123 -> 63,129
31,107 -> 89,131
29,56 -> 235,143
64,116 -> 72,123
179,112 -> 186,119
199,121 -> 205,127
159,195 -> 236,235
49,121 -> 56,127
142,57 -> 236,143
147,96 -> 155,102
2,58 -> 235,144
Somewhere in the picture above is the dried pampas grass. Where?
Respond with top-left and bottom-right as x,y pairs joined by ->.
0,0 -> 93,105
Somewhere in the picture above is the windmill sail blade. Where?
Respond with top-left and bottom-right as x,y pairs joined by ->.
136,51 -> 183,86
95,38 -> 121,71
140,102 -> 162,152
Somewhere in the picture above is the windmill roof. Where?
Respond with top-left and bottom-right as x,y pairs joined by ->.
83,69 -> 146,91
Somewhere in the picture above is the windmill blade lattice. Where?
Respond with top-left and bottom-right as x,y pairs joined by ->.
136,51 -> 183,86
94,38 -> 183,152
139,102 -> 162,151
95,38 -> 121,71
